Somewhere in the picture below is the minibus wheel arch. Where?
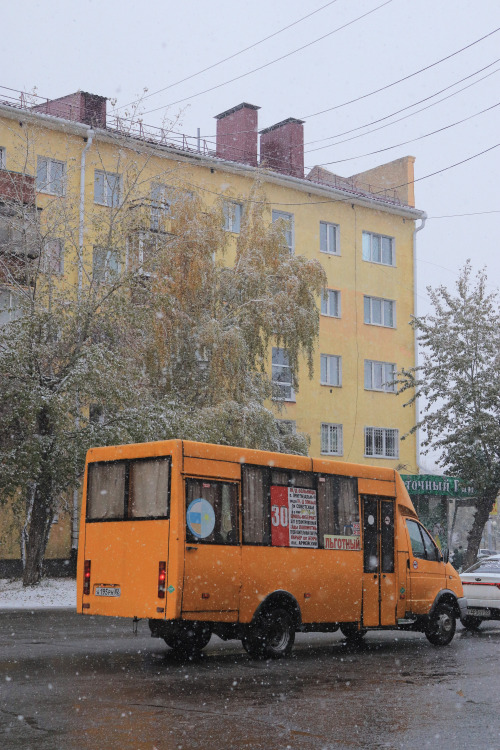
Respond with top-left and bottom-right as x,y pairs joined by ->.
429,590 -> 461,619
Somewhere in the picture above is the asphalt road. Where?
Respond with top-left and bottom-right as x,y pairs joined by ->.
1,610 -> 499,750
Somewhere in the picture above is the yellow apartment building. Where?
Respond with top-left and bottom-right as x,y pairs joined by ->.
0,89 -> 425,570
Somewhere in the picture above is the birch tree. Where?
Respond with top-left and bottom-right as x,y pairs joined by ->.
0,168 -> 326,584
398,262 -> 500,567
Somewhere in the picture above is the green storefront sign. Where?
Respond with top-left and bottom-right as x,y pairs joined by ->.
400,475 -> 475,499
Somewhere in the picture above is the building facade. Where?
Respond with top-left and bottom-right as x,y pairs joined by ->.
0,88 -> 425,569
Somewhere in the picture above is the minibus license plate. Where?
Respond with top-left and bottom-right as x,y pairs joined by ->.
467,607 -> 489,617
95,587 -> 121,597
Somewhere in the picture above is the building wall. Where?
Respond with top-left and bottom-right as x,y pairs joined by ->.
0,99 -> 422,563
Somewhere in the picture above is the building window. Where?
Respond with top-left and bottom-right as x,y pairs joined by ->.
321,423 -> 343,456
364,295 -> 395,328
94,170 -> 121,207
36,157 -> 65,196
320,354 -> 341,386
362,231 -> 394,266
320,221 -> 339,255
0,147 -> 6,169
150,183 -> 171,231
42,239 -> 64,275
223,201 -> 243,233
93,246 -> 120,284
272,210 -> 294,254
321,288 -> 341,318
272,347 -> 294,401
277,419 -> 296,436
364,427 -> 399,458
0,288 -> 20,325
364,360 -> 396,392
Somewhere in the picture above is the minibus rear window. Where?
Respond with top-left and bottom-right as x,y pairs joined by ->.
86,457 -> 170,521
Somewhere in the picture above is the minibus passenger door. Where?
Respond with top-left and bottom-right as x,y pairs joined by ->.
362,496 -> 397,627
182,478 -> 241,617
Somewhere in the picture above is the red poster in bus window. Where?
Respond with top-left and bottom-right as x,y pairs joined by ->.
270,486 -> 289,546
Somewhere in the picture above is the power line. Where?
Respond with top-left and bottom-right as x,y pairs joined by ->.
141,1 -> 393,116
307,99 -> 500,168
301,25 -> 500,120
304,60 -> 500,153
177,142 -> 500,207
116,0 -> 340,112
427,210 -> 500,219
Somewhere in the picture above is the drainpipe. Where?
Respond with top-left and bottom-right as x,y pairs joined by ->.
413,212 -> 427,472
78,128 -> 94,292
72,128 -> 94,562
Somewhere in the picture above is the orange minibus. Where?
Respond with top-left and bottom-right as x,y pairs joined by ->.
76,439 -> 466,657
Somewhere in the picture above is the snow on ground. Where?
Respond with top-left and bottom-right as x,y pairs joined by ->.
0,577 -> 76,609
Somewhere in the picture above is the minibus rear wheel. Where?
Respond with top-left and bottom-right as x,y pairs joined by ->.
242,607 -> 295,659
340,623 -> 367,642
425,603 -> 456,646
163,623 -> 212,655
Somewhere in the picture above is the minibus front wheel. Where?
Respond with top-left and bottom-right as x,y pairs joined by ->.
242,607 -> 295,659
424,603 -> 456,646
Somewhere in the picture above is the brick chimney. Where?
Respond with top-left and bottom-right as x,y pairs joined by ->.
260,118 -> 304,178
215,103 -> 260,166
32,91 -> 107,128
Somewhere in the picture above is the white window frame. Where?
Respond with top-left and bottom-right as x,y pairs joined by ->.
320,354 -> 342,387
0,287 -> 20,325
94,169 -> 121,207
364,295 -> 396,328
364,427 -> 399,459
36,157 -> 65,196
320,221 -> 340,255
223,201 -> 243,233
0,147 -> 6,170
42,239 -> 64,275
362,231 -> 395,266
321,423 -> 343,456
364,360 -> 396,393
272,210 -> 294,254
150,183 -> 171,231
92,246 -> 120,284
272,346 -> 295,401
321,288 -> 341,318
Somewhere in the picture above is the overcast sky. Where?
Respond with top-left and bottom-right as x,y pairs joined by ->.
3,0 -> 499,312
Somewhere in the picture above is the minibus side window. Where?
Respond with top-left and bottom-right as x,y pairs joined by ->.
87,462 -> 126,520
406,519 -> 427,560
186,479 -> 239,545
128,458 -> 170,519
317,475 -> 359,548
420,525 -> 441,562
242,465 -> 270,545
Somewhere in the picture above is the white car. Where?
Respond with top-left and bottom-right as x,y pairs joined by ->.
460,555 -> 500,630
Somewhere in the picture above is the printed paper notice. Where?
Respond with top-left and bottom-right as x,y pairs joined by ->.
271,486 -> 318,548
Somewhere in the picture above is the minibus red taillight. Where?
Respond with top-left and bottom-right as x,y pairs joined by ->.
84,560 -> 91,595
158,561 -> 166,599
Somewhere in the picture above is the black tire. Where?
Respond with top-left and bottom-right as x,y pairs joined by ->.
425,603 -> 456,646
340,623 -> 367,641
460,615 -> 483,632
242,607 -> 295,659
163,623 -> 211,655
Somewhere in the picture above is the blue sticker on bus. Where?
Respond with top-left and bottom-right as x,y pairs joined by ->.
187,498 -> 216,539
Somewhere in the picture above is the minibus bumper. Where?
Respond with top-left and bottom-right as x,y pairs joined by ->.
458,596 -> 467,618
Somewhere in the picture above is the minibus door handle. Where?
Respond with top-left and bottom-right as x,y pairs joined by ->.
186,546 -> 198,551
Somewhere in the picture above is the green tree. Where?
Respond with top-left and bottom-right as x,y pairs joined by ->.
398,262 -> 500,568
